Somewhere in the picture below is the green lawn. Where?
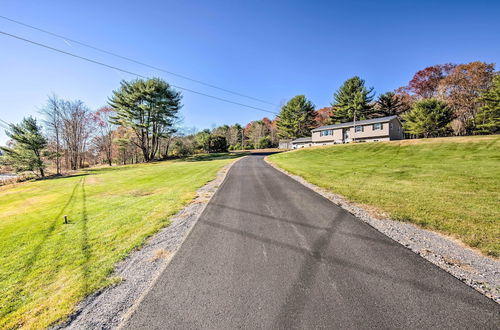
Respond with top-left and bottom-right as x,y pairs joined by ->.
0,154 -> 241,329
268,135 -> 500,257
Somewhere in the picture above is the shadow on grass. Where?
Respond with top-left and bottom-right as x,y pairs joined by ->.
181,152 -> 249,162
3,178 -> 86,317
22,178 -> 82,276
39,173 -> 90,181
80,178 -> 91,294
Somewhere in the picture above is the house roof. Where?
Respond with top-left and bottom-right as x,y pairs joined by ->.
311,115 -> 399,132
291,137 -> 312,143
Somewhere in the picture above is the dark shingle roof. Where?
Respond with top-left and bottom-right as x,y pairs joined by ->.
291,137 -> 312,143
311,115 -> 399,132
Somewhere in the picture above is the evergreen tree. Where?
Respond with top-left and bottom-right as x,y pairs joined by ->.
195,129 -> 212,153
277,95 -> 316,139
209,135 -> 228,153
475,75 -> 500,134
0,117 -> 48,177
330,76 -> 374,123
109,78 -> 181,162
373,91 -> 409,117
403,99 -> 453,138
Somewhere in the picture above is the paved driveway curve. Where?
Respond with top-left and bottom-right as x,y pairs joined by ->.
124,154 -> 499,329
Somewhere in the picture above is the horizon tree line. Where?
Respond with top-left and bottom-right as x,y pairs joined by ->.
1,61 -> 499,178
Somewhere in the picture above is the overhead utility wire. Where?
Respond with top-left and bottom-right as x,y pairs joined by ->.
0,119 -> 12,129
0,31 -> 278,115
0,15 -> 277,106
0,118 -> 11,125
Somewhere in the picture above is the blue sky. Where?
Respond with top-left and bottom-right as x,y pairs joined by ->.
1,0 -> 499,144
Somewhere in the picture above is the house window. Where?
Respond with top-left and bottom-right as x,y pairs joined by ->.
355,125 -> 364,132
373,123 -> 382,130
320,129 -> 333,136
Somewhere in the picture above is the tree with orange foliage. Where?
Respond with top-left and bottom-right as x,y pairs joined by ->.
92,107 -> 116,166
438,62 -> 496,134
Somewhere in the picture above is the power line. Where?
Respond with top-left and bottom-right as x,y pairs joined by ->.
0,15 -> 277,106
0,118 -> 11,127
0,30 -> 279,115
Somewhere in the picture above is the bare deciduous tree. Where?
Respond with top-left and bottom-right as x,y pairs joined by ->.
92,107 -> 116,166
40,95 -> 63,174
59,100 -> 93,170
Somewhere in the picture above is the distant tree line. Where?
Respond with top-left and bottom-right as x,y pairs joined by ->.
323,61 -> 498,138
0,78 -> 182,177
204,61 -> 498,146
1,61 -> 498,177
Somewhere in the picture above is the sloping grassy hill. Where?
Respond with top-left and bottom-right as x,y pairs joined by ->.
268,136 -> 499,257
0,154 -> 240,329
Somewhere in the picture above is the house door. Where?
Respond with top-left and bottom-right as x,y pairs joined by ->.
343,128 -> 350,143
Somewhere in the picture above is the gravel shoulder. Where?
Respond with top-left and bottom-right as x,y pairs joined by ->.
57,158 -> 242,329
265,157 -> 500,303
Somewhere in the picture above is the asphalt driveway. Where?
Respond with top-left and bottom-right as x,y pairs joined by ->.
123,153 -> 499,329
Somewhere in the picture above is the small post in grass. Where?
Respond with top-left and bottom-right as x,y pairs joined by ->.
64,215 -> 68,224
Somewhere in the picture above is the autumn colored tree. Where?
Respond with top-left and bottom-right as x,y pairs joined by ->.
314,107 -> 333,127
113,126 -> 139,164
406,64 -> 456,99
394,87 -> 415,114
92,107 -> 115,166
438,62 -> 496,135
227,124 -> 243,148
277,95 -> 316,139
246,120 -> 271,148
475,74 -> 500,134
261,117 -> 278,146
403,99 -> 453,138
330,76 -> 374,123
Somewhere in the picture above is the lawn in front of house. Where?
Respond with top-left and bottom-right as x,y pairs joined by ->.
268,135 -> 500,257
0,153 -> 240,329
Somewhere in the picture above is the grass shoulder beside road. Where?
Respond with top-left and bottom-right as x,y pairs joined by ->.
0,153 -> 242,329
268,135 -> 499,257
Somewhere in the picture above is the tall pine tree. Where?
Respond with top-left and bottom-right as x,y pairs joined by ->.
373,91 -> 409,117
109,78 -> 181,162
277,95 -> 316,139
475,74 -> 500,134
330,76 -> 374,123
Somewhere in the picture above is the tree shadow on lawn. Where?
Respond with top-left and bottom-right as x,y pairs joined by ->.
4,179 -> 84,317
21,178 -> 83,277
37,173 -> 90,181
181,152 -> 249,162
80,178 -> 91,294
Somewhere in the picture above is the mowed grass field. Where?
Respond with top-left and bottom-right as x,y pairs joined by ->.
268,135 -> 500,257
0,154 -> 240,329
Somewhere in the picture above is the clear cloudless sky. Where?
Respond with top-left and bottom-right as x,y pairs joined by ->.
1,0 -> 499,144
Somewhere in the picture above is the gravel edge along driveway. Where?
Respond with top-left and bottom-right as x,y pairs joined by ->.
264,157 -> 500,304
57,158 -> 243,330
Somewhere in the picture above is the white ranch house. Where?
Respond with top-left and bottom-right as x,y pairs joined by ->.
290,115 -> 404,149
